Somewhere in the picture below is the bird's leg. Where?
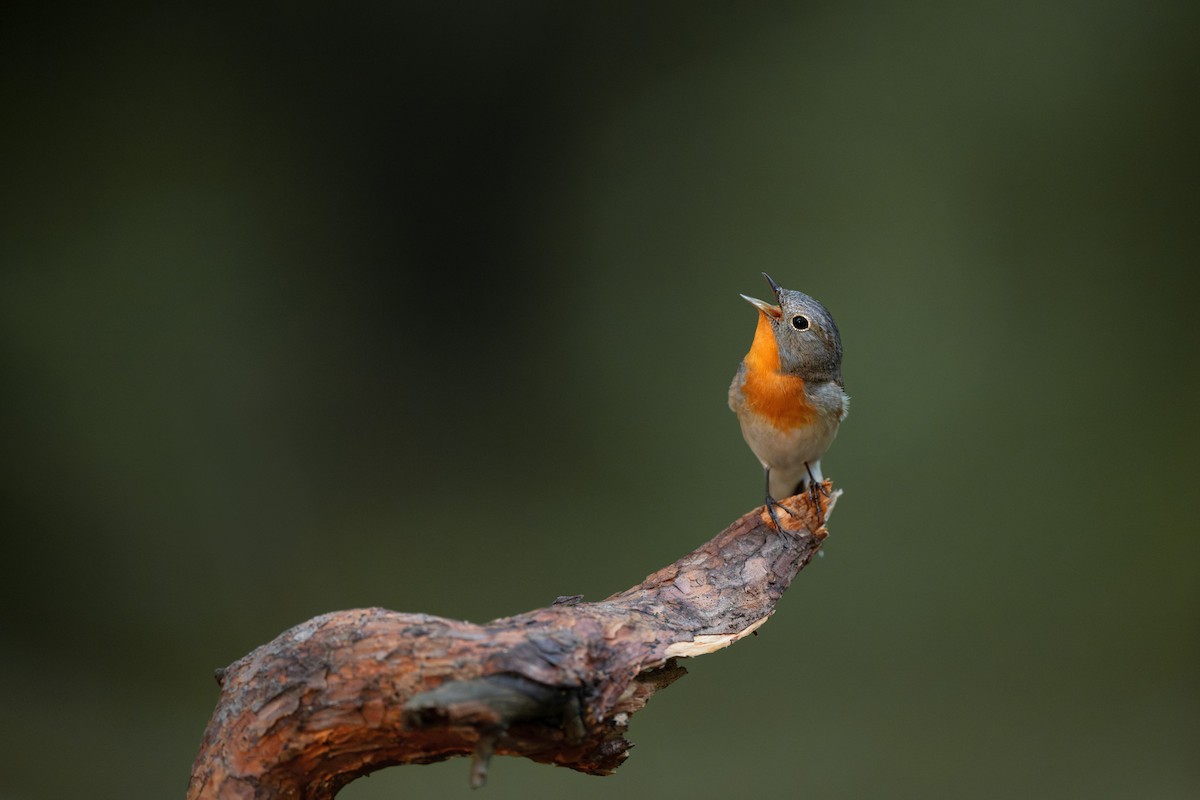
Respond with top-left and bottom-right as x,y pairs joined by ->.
804,461 -> 828,527
763,467 -> 796,537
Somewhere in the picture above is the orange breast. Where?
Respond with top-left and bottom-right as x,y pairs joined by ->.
741,312 -> 817,431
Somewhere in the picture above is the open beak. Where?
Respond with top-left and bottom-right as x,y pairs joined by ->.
741,272 -> 785,318
762,272 -> 784,301
740,293 -> 782,319
734,273 -> 782,321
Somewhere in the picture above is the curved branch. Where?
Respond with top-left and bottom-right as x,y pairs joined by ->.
187,485 -> 840,799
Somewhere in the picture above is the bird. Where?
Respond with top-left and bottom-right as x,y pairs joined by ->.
728,273 -> 848,532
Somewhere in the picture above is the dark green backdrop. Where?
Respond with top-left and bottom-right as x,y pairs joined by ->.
3,3 -> 1197,798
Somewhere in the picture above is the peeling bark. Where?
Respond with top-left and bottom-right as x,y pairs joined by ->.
188,486 -> 839,799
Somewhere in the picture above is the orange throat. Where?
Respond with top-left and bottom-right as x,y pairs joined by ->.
742,312 -> 816,430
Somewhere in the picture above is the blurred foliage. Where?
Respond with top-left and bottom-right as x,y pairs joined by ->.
1,2 -> 1197,798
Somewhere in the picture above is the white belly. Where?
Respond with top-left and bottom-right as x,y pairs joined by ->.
731,377 -> 848,499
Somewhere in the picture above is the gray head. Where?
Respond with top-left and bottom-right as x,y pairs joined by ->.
741,273 -> 843,385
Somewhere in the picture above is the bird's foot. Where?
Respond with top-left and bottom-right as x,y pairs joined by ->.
806,482 -> 827,528
765,494 -> 799,542
802,462 -> 829,528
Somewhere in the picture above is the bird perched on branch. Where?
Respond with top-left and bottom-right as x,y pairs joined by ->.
729,273 -> 848,531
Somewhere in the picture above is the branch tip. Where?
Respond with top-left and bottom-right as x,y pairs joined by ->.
469,728 -> 500,789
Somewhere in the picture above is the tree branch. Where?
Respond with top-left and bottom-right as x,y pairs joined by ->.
187,485 -> 840,799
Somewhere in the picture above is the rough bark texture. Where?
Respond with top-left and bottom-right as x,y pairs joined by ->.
188,485 -> 839,799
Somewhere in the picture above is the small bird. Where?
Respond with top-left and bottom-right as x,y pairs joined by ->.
729,273 -> 848,531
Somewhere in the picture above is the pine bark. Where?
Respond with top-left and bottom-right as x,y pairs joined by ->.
187,486 -> 838,799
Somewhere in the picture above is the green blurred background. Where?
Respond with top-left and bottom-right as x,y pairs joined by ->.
2,2 -> 1197,798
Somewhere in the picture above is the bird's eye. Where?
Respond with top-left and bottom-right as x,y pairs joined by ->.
791,315 -> 810,331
